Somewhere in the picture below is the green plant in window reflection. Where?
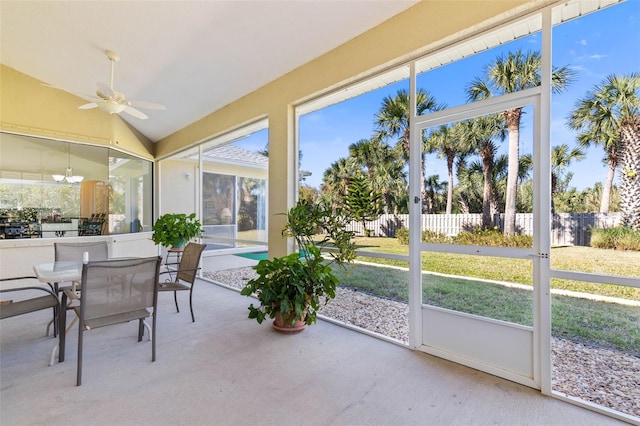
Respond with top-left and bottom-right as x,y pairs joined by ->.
152,213 -> 203,248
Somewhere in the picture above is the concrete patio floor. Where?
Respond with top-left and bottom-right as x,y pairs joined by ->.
0,278 -> 626,426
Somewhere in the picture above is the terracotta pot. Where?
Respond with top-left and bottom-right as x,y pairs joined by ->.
272,310 -> 307,333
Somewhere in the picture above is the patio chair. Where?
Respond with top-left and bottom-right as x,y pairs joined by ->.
158,242 -> 206,322
52,241 -> 109,335
55,240 -> 109,263
60,256 -> 162,386
0,276 -> 59,333
54,241 -> 108,290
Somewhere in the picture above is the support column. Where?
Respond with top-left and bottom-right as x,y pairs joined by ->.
267,104 -> 296,258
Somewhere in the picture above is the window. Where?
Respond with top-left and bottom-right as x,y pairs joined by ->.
0,133 -> 152,238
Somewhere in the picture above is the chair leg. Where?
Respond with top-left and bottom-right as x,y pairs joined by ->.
138,319 -> 144,342
173,291 -> 180,313
152,311 -> 157,362
59,293 -> 67,363
77,326 -> 84,386
189,287 -> 195,322
52,306 -> 58,337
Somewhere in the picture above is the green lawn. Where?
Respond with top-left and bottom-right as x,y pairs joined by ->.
351,237 -> 640,301
328,237 -> 640,355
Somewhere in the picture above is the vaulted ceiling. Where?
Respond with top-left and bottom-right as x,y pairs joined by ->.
0,1 -> 418,142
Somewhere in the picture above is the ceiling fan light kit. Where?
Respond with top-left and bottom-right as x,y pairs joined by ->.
97,100 -> 126,115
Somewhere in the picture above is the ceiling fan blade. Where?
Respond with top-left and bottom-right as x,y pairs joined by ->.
128,100 -> 166,111
78,102 -> 98,110
122,105 -> 148,120
97,82 -> 115,99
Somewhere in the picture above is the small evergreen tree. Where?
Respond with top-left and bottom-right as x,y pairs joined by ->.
345,174 -> 383,237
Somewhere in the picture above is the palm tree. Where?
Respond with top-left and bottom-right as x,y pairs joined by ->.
424,124 -> 472,214
348,138 -> 407,213
569,73 -> 640,229
423,174 -> 446,214
374,88 -> 445,212
369,151 -> 408,214
620,115 -> 640,229
348,138 -> 386,179
321,157 -> 357,207
467,49 -> 575,235
457,115 -> 506,228
516,153 -> 534,213
551,144 -> 585,214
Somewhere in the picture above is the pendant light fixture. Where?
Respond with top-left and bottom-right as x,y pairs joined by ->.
52,143 -> 84,183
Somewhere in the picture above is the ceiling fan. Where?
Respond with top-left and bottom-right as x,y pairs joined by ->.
47,50 -> 166,120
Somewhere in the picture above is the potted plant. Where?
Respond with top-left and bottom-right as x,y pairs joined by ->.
240,199 -> 355,332
151,213 -> 203,248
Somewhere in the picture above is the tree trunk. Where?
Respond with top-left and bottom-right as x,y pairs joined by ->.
600,161 -> 616,213
458,193 -> 470,214
503,109 -> 522,236
446,156 -> 454,215
619,117 -> 640,230
482,157 -> 494,229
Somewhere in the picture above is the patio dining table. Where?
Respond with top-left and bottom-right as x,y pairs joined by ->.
33,260 -> 82,365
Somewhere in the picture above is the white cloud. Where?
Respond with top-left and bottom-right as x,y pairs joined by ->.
579,39 -> 588,46
589,54 -> 608,60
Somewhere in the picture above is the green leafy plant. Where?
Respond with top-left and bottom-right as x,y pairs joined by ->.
151,213 -> 203,248
240,199 -> 355,327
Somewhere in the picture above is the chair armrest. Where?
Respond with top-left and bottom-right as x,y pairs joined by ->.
0,277 -> 59,320
0,276 -> 57,299
0,286 -> 57,299
159,267 -> 201,276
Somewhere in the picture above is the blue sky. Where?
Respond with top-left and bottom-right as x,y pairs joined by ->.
241,1 -> 639,192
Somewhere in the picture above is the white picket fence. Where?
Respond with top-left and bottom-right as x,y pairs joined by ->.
346,212 -> 622,247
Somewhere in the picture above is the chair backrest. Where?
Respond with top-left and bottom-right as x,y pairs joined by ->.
55,241 -> 108,262
79,257 -> 161,322
176,243 -> 206,284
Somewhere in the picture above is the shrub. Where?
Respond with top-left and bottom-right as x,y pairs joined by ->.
591,227 -> 640,251
422,230 -> 451,243
396,227 -> 409,245
452,228 -> 533,248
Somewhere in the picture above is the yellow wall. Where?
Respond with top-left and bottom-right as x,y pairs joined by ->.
0,64 -> 154,159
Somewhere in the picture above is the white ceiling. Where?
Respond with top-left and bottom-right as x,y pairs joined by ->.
0,0 -> 418,142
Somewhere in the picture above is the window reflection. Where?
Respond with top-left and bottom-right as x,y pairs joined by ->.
0,133 -> 152,238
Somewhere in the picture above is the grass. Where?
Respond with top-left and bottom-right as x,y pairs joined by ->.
351,237 -> 640,301
327,237 -> 640,355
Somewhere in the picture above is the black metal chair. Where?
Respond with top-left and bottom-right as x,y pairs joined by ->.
60,256 -> 162,386
158,242 -> 206,322
79,213 -> 106,236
